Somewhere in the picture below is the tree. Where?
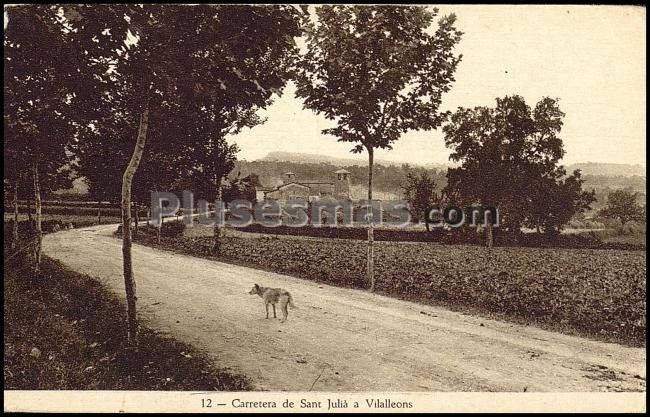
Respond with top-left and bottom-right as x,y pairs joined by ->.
527,168 -> 596,237
223,173 -> 260,204
295,5 -> 462,291
598,189 -> 644,225
175,109 -> 250,254
402,172 -> 439,231
75,106 -> 133,206
4,114 -> 30,249
77,95 -> 197,234
5,5 -> 80,268
71,5 -> 302,346
443,96 -> 574,247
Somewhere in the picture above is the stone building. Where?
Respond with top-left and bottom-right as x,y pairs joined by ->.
263,169 -> 351,202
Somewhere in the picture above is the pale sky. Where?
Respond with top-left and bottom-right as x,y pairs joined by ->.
231,5 -> 646,166
5,5 -> 646,166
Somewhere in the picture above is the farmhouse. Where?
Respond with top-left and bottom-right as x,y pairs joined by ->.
263,170 -> 352,202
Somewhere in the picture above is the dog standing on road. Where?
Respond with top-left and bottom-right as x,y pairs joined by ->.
248,284 -> 296,322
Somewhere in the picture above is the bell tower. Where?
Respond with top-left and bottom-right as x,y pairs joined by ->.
334,169 -> 351,199
283,172 -> 296,184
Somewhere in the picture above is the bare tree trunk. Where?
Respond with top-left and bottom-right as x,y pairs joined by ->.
134,203 -> 139,236
12,180 -> 19,250
32,161 -> 42,272
367,146 -> 375,292
156,211 -> 165,243
152,185 -> 161,242
121,102 -> 150,347
158,214 -> 163,244
27,197 -> 33,223
486,223 -> 493,248
212,179 -> 222,255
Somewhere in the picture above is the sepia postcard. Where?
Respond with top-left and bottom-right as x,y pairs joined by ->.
3,3 -> 646,413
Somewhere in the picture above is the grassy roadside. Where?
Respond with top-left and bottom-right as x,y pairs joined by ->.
4,254 -> 251,390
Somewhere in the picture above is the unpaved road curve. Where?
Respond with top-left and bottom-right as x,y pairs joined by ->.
43,225 -> 646,392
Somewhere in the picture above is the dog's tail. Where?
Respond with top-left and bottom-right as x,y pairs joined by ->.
288,294 -> 297,309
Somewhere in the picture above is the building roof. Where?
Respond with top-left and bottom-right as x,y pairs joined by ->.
298,181 -> 334,185
335,169 -> 351,174
265,182 -> 310,193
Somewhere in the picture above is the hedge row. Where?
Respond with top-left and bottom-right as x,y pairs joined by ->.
11,200 -> 119,208
11,206 -> 147,217
116,220 -> 186,239
237,224 -> 645,250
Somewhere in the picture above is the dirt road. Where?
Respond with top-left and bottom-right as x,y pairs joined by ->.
42,224 -> 646,392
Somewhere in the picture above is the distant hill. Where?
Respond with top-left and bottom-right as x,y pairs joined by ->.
261,153 -> 648,178
247,154 -> 645,211
262,151 -> 364,166
566,162 -> 646,177
565,163 -> 646,211
580,174 -> 646,211
260,151 -> 452,170
232,159 -> 448,195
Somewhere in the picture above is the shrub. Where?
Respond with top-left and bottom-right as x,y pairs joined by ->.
118,220 -> 186,239
236,224 -> 644,250
568,220 -> 586,229
584,220 -> 605,229
160,220 -> 186,238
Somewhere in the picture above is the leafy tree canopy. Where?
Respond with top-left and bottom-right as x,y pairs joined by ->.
295,5 -> 463,153
443,95 -> 594,235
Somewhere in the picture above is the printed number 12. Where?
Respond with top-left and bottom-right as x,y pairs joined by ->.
202,399 -> 212,408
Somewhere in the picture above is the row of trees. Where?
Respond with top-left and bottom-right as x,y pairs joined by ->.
26,5 -> 462,296
5,4 -> 303,345
6,4 -> 464,344
7,5 -> 600,346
